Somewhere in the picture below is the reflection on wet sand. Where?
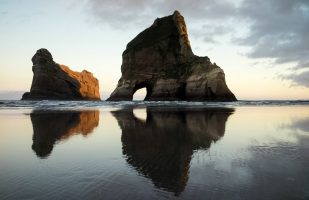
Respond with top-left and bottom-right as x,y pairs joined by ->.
31,110 -> 99,158
112,107 -> 234,195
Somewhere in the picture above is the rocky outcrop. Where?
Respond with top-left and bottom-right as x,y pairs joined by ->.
112,107 -> 234,195
22,49 -> 100,100
107,11 -> 236,101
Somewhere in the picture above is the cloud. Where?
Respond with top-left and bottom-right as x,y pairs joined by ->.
84,0 -> 309,86
84,0 -> 154,28
235,0 -> 309,69
191,24 -> 234,44
84,0 -> 237,28
283,70 -> 309,87
234,0 -> 309,87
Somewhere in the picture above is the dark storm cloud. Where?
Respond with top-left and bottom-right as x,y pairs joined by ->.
85,0 -> 309,86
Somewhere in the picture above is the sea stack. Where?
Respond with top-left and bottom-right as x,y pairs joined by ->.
22,49 -> 100,100
107,11 -> 236,101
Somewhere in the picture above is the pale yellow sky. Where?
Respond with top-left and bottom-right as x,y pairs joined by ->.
0,0 -> 308,100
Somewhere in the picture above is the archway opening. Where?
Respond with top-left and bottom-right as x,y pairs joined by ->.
133,82 -> 152,101
133,88 -> 147,101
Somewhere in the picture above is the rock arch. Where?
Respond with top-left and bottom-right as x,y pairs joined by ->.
107,11 -> 236,101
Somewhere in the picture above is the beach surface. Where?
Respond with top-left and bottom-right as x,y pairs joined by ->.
1,101 -> 309,199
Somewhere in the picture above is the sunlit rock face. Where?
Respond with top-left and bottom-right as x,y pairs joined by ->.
31,110 -> 99,158
112,107 -> 234,195
22,48 -> 100,100
107,11 -> 236,101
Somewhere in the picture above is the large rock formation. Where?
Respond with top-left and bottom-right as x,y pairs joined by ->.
107,11 -> 236,101
22,49 -> 100,100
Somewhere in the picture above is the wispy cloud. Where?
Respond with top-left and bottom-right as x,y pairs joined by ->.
84,0 -> 237,28
282,71 -> 309,87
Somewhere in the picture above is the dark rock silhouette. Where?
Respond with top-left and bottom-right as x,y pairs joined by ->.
112,107 -> 234,195
31,110 -> 99,158
108,11 -> 236,101
22,49 -> 101,100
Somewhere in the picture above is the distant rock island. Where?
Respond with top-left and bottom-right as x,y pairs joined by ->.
107,11 -> 236,101
22,49 -> 100,100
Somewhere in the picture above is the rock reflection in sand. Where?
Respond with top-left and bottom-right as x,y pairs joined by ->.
112,107 -> 234,195
30,110 -> 99,158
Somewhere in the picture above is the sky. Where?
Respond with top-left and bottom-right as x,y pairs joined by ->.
0,0 -> 308,100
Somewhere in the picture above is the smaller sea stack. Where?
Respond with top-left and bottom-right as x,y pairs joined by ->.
22,49 -> 100,100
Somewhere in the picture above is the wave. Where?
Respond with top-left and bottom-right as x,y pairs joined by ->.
0,100 -> 309,110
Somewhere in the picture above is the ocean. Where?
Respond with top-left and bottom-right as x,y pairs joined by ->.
0,100 -> 309,199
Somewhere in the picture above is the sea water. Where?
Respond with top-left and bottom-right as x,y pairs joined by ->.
0,100 -> 309,199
